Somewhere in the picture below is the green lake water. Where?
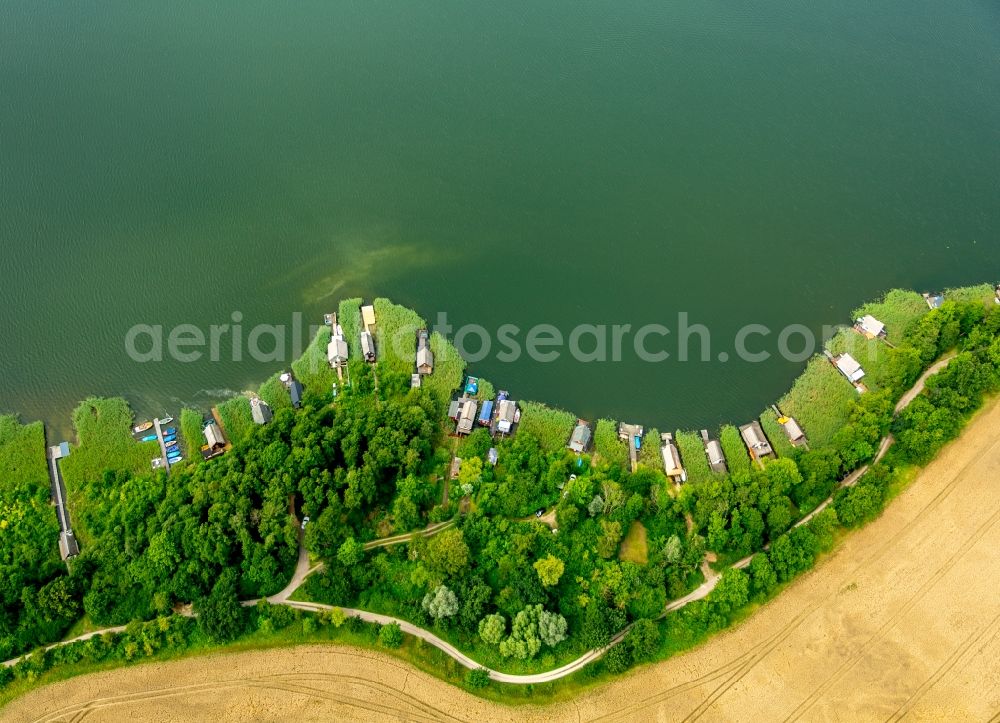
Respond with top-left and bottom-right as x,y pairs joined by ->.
1,1 -> 998,437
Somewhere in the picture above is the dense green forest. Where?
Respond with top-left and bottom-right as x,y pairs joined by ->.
3,290 -> 1000,696
0,417 -> 73,660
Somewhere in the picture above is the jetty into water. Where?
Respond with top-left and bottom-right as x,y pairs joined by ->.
46,439 -> 79,561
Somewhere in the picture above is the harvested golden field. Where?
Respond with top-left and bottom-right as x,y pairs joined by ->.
8,399 -> 1000,723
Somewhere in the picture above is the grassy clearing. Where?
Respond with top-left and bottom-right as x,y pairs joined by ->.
944,283 -> 995,307
421,332 -> 466,402
61,398 -> 159,487
619,520 -> 649,564
779,356 -> 857,448
674,430 -> 713,484
0,416 -> 60,594
291,326 -> 337,400
594,419 -> 628,469
473,379 -> 495,402
0,416 -> 48,489
338,297 -> 363,360
826,328 -> 889,392
216,396 -> 254,446
374,298 -> 424,375
517,402 -> 576,453
851,289 -> 928,344
758,410 -> 798,459
638,428 -> 661,469
719,424 -> 751,477
258,374 -> 293,411
179,408 -> 205,458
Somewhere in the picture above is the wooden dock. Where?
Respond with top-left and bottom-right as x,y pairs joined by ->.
153,418 -> 171,470
45,437 -> 79,561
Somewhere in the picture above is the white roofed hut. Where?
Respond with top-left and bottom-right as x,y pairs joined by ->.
456,399 -> 478,435
416,330 -> 434,374
327,336 -> 349,368
739,421 -> 774,461
360,329 -> 377,363
250,398 -> 272,425
835,353 -> 866,383
59,530 -> 79,560
856,314 -> 887,340
660,433 -> 687,483
417,347 -> 434,375
496,399 -> 517,434
781,416 -> 807,447
706,439 -> 727,473
567,420 -> 591,453
204,423 -> 226,450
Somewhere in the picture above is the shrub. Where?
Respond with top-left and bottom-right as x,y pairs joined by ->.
626,618 -> 661,662
603,641 -> 632,674
337,298 -> 363,359
378,622 -> 404,648
594,419 -> 628,469
637,428 -> 662,469
674,430 -> 714,484
216,395 -> 253,446
179,408 -> 205,457
719,425 -> 751,477
478,613 -> 507,645
465,667 -> 490,689
517,402 -> 576,453
258,374 -> 293,411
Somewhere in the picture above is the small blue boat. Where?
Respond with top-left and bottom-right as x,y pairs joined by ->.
165,441 -> 178,450
167,450 -> 182,458
165,427 -> 177,435
163,434 -> 177,443
140,434 -> 156,442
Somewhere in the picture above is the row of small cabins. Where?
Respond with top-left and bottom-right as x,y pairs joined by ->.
207,303 -> 438,457
448,379 -> 518,438
218,302 -> 913,476
555,310 -> 897,480
560,412 -> 807,484
325,304 -> 435,389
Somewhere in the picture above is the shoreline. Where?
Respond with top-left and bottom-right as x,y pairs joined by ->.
6,282 -> 997,440
1,282 -> 998,708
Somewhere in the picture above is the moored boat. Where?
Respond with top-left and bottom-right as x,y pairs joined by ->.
134,422 -> 153,434
140,434 -> 157,442
163,434 -> 177,443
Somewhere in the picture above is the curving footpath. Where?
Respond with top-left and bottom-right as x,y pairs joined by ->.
2,354 -> 955,682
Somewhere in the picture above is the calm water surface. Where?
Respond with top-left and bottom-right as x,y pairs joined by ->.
1,1 -> 998,436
